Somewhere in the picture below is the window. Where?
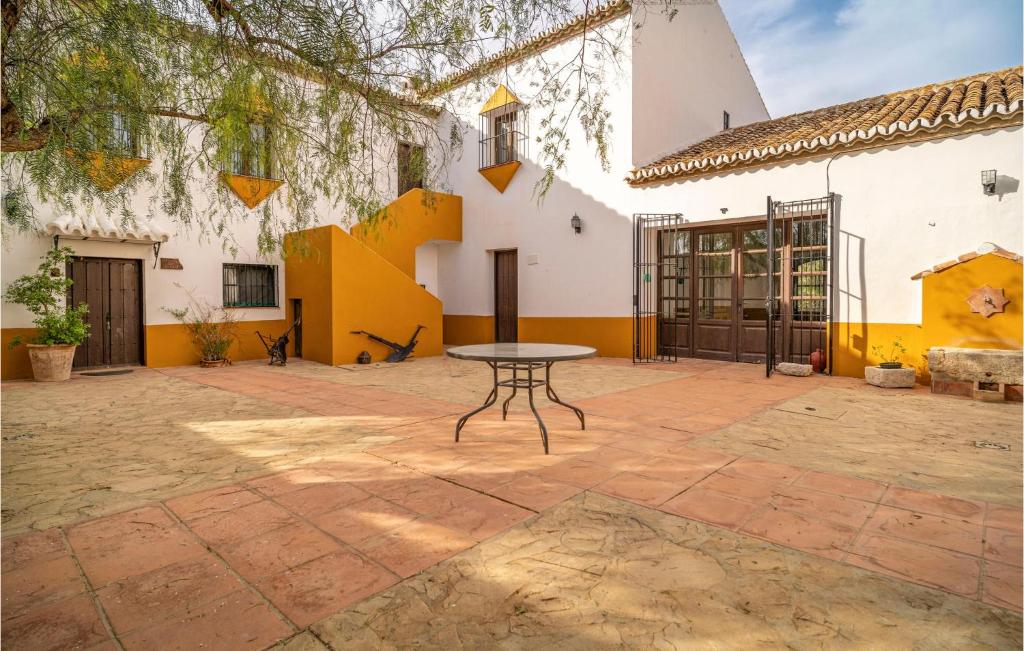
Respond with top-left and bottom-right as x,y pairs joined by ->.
87,110 -> 143,157
228,124 -> 274,178
223,264 -> 278,307
723,111 -> 730,130
494,112 -> 517,165
397,142 -> 424,196
478,104 -> 526,169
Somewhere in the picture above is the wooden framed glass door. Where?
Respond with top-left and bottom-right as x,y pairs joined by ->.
737,225 -> 782,363
694,230 -> 735,360
657,229 -> 691,357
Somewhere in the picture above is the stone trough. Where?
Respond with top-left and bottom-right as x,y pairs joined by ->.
928,347 -> 1023,402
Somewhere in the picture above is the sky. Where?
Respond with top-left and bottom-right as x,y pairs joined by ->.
719,0 -> 1024,118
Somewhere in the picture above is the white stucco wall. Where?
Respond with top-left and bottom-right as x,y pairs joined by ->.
631,1 -> 769,166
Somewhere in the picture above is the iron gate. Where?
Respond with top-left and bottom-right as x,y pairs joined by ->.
766,194 -> 836,376
633,213 -> 685,363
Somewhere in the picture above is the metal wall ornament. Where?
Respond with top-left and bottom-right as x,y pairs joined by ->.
966,285 -> 1009,317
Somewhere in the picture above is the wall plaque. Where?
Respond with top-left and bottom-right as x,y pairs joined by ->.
966,285 -> 1008,318
160,258 -> 183,270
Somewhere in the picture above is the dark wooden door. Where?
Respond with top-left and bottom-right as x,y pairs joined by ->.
693,231 -> 735,360
67,257 -> 143,368
737,225 -> 782,363
494,250 -> 518,343
291,298 -> 303,357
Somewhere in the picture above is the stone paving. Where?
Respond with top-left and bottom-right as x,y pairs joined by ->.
1,356 -> 1021,649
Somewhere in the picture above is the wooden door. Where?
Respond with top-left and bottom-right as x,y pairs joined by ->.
67,257 -> 143,368
494,250 -> 518,343
291,298 -> 303,357
737,225 -> 782,363
657,229 -> 692,357
693,231 -> 735,360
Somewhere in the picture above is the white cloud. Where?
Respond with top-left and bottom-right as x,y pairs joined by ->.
721,0 -> 1023,117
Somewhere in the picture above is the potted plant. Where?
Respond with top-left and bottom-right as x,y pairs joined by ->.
3,247 -> 90,381
166,290 -> 239,367
872,337 -> 907,369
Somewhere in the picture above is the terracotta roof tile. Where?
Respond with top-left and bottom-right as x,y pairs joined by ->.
630,67 -> 1023,185
910,243 -> 1022,280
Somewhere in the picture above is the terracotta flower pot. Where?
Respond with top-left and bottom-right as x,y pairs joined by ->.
26,344 -> 77,382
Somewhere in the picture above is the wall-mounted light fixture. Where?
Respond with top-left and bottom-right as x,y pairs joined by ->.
570,212 -> 582,234
982,169 -> 997,195
720,207 -> 728,214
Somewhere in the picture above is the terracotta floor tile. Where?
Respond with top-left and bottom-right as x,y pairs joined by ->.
488,474 -> 582,511
96,556 -> 242,635
119,589 -> 292,650
246,468 -> 345,497
1,554 -> 85,619
273,482 -> 371,518
312,497 -> 418,544
983,561 -> 1023,610
532,458 -> 619,489
698,473 -> 777,503
866,506 -> 984,556
794,470 -> 887,502
1,529 -> 67,572
189,500 -> 297,547
258,551 -> 398,627
987,503 -> 1023,533
881,486 -> 986,524
849,533 -> 981,596
218,522 -> 341,581
634,458 -> 719,487
667,447 -> 737,468
440,462 -> 520,492
573,446 -> 654,472
1,594 -> 110,650
353,520 -> 475,578
165,486 -> 263,522
66,506 -> 177,555
69,512 -> 207,588
720,458 -> 803,484
427,493 -> 533,541
593,472 -> 684,507
769,485 -> 875,529
372,477 -> 475,517
741,507 -> 858,561
606,437 -> 683,457
984,527 -> 1023,567
660,488 -> 761,530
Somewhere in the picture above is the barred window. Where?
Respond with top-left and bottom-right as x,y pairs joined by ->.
223,264 -> 278,307
228,124 -> 274,178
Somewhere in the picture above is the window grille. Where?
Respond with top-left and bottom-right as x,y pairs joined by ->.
479,105 -> 527,169
227,124 -> 275,179
223,264 -> 278,307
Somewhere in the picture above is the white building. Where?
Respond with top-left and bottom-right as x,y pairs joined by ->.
3,0 -> 1022,382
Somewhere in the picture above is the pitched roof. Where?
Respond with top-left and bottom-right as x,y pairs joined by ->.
423,0 -> 631,97
910,243 -> 1021,280
628,67 -> 1024,186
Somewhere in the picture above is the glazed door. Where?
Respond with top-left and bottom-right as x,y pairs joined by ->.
67,257 -> 143,369
694,231 -> 735,360
737,225 -> 782,363
494,250 -> 518,342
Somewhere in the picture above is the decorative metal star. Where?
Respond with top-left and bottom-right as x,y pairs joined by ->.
966,285 -> 1009,318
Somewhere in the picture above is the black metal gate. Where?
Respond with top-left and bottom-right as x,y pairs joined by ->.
633,213 -> 685,363
766,194 -> 836,376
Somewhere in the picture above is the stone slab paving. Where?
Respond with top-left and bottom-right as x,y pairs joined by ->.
313,492 -> 1021,649
2,356 -> 1022,649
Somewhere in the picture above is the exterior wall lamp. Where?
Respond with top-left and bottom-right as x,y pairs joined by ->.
982,169 -> 997,195
571,212 -> 583,234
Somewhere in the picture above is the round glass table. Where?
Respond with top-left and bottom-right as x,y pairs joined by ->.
446,343 -> 597,454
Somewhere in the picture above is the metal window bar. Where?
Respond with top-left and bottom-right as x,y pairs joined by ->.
223,264 -> 278,307
765,194 -> 835,376
633,213 -> 685,363
478,107 -> 528,170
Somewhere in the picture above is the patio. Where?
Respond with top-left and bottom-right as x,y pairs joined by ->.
2,356 -> 1021,649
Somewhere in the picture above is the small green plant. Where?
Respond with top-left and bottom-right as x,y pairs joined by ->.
872,337 -> 907,366
4,247 -> 90,347
165,289 -> 239,363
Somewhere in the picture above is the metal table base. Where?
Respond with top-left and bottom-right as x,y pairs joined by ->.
454,361 -> 585,454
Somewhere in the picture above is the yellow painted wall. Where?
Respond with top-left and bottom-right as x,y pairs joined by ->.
1,328 -> 38,380
350,189 -> 462,279
519,316 -> 634,358
285,225 -> 443,366
921,254 -> 1022,351
145,319 -> 289,367
831,322 -> 926,380
443,315 -> 495,345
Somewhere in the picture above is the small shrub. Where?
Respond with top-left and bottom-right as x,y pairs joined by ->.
165,289 -> 239,362
3,247 -> 90,347
871,337 -> 907,365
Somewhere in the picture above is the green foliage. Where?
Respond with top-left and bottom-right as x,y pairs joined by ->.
3,247 -> 91,346
872,337 -> 907,365
165,288 -> 239,362
1,0 -> 631,251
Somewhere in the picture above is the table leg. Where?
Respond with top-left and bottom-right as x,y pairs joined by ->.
455,362 -> 499,441
526,363 -> 550,454
501,365 -> 517,420
545,362 -> 585,430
